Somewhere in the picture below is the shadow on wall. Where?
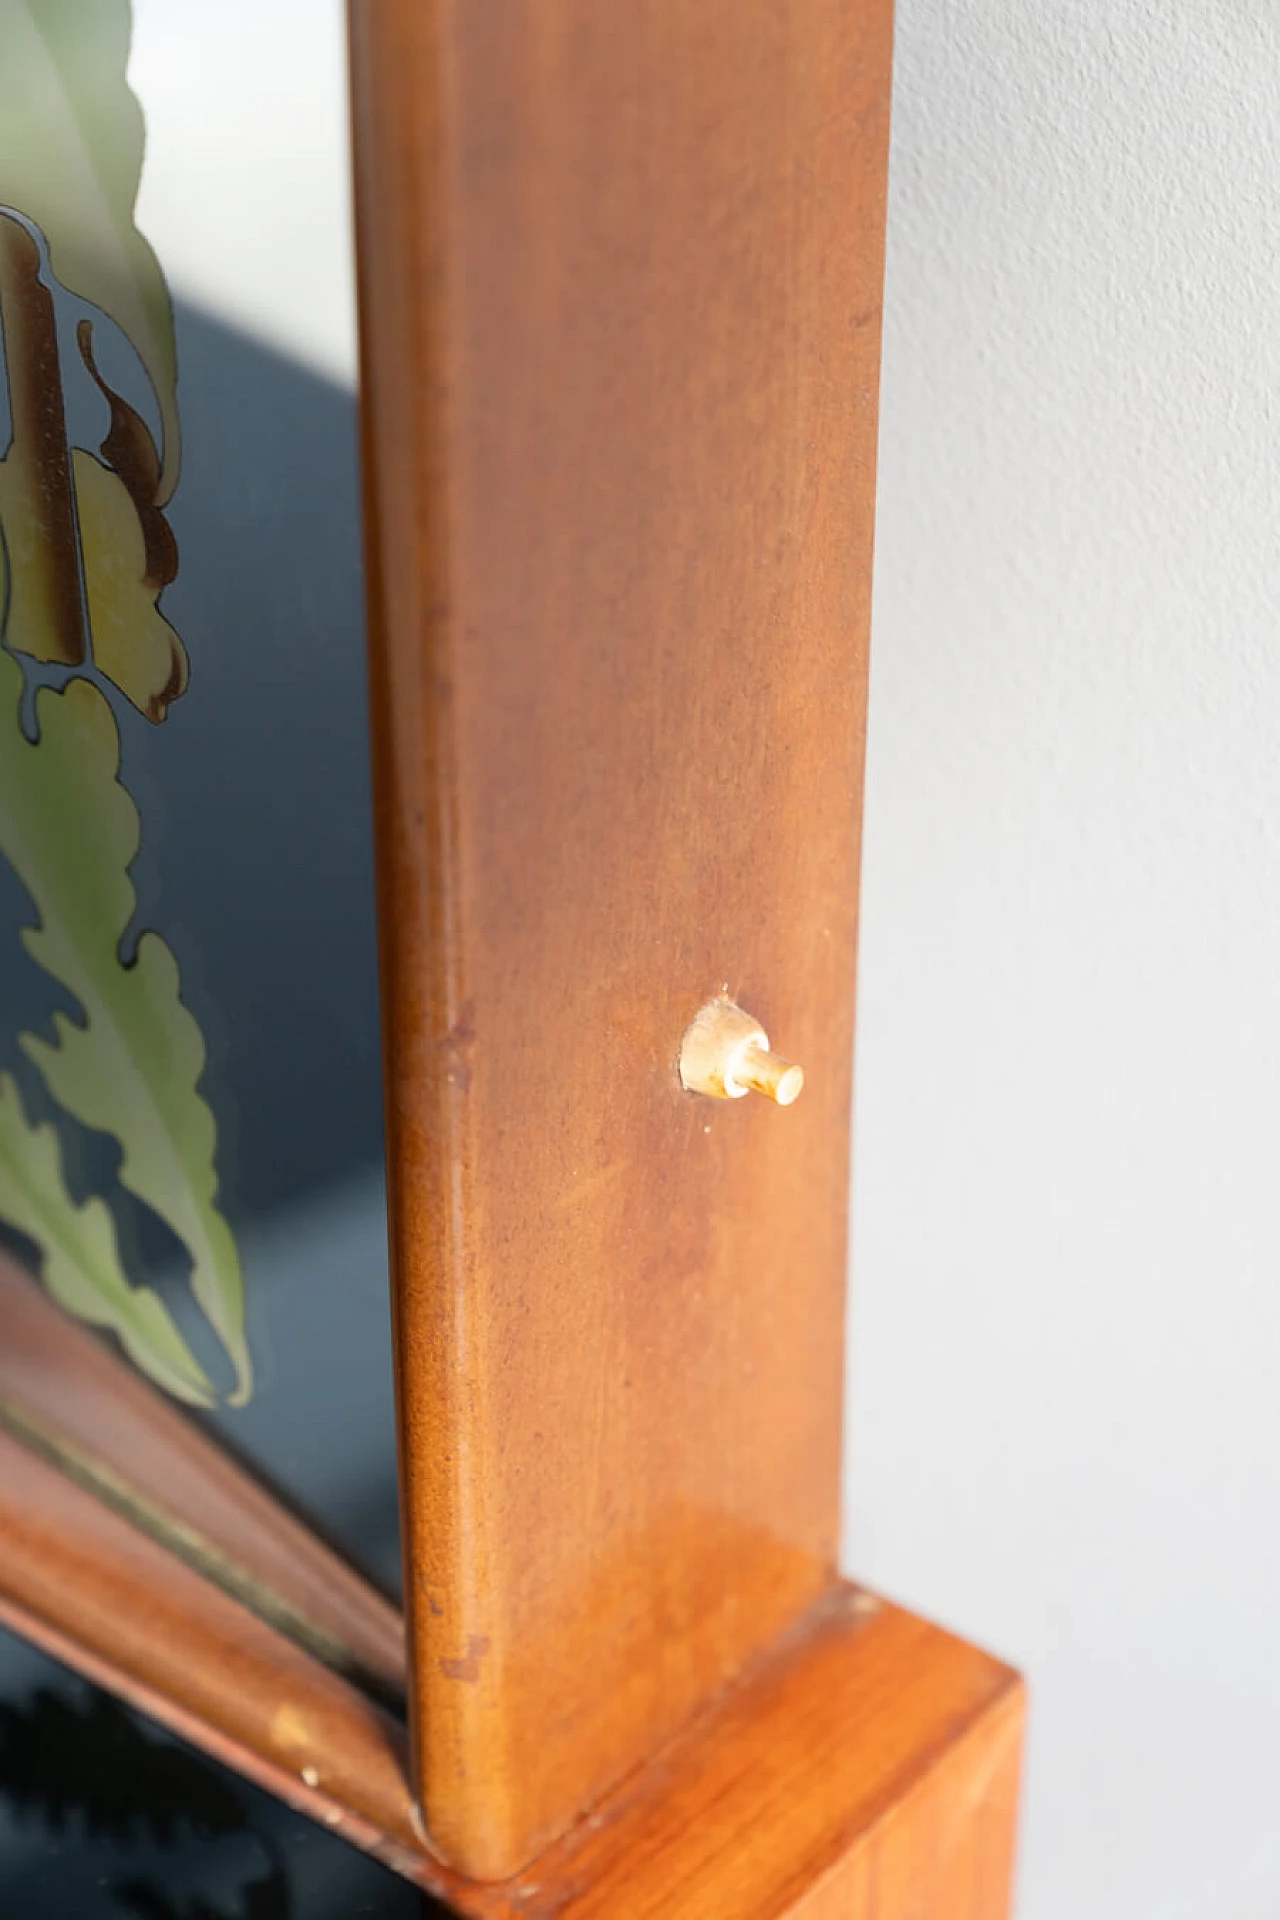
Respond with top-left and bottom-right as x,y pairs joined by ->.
0,299 -> 385,1227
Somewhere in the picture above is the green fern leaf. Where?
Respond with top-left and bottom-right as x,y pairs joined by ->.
0,0 -> 180,501
0,1074 -> 214,1405
0,642 -> 251,1402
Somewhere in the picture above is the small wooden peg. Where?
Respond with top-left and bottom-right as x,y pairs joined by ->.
739,1044 -> 805,1106
679,998 -> 805,1105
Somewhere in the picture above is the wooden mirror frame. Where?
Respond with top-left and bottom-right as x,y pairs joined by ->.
0,2 -> 1024,1913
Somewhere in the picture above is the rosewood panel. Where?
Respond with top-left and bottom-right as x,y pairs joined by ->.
349,0 -> 894,1877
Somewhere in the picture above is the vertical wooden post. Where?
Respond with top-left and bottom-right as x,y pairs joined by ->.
349,0 -> 1023,1905
0,5 -> 1023,1909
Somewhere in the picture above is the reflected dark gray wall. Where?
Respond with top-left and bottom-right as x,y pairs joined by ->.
122,302 -> 385,1222
1,300 -> 384,1221
0,303 -> 400,1594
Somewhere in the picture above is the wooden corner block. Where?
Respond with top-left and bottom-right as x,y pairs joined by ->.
419,1586 -> 1025,1920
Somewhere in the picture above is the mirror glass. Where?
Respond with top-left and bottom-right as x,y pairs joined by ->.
0,0 -> 400,1678
0,1625 -> 435,1917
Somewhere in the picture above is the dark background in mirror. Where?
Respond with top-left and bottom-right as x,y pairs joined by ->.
0,1628 -> 441,1918
0,303 -> 400,1597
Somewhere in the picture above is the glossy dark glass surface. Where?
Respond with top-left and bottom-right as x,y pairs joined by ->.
0,2 -> 399,1612
149,304 -> 400,1601
0,1628 -> 440,1919
0,293 -> 401,1603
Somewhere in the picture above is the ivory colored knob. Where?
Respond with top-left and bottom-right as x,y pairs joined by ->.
678,999 -> 805,1105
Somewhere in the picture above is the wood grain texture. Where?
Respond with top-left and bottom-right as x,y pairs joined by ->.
0,1251 -> 405,1699
0,1424 -> 425,1879
0,1510 -> 1021,1918
400,1588 -> 1024,1918
349,0 -> 894,1877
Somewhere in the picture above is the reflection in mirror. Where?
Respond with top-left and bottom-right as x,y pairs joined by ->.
0,0 -> 399,1673
0,1628 -> 438,1918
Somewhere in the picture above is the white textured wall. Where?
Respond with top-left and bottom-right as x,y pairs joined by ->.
128,3 -> 1280,1913
844,6 -> 1280,1917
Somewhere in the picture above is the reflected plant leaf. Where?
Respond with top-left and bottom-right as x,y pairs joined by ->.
0,1687 -> 292,1917
0,1072 -> 214,1403
0,3 -> 252,1406
71,314 -> 188,722
0,212 -> 85,669
0,1688 -> 247,1846
0,638 -> 251,1402
72,445 -> 187,721
0,0 -> 181,500
113,1868 -> 292,1920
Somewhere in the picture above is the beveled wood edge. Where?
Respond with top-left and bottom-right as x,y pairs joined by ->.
347,0 -> 895,1873
346,0 -> 455,1846
0,1251 -> 405,1698
0,1592 -> 428,1888
0,1437 -> 1022,1920
0,1427 -> 425,1878
418,1586 -> 1024,1918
